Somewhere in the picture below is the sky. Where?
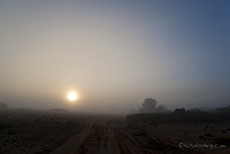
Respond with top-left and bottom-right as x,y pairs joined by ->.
0,0 -> 229,113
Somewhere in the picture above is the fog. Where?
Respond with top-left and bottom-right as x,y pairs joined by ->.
0,0 -> 229,114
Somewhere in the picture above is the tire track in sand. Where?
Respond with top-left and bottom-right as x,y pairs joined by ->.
50,118 -> 121,154
50,120 -> 96,154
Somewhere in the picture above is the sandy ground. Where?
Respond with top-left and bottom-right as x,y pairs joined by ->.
0,109 -> 230,154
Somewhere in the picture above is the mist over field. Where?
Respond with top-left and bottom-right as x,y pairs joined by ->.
0,0 -> 229,113
0,1 -> 230,153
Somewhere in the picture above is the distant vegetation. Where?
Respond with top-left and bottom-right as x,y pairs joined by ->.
138,98 -> 169,113
0,101 -> 7,109
127,105 -> 230,124
48,108 -> 69,113
214,105 -> 230,113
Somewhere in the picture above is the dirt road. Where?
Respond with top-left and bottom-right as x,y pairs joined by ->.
50,116 -> 195,154
50,117 -> 151,154
50,115 -> 230,154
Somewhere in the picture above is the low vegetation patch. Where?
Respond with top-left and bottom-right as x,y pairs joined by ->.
126,112 -> 230,124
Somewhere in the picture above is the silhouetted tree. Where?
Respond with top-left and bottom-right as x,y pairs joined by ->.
154,105 -> 169,113
139,98 -> 157,113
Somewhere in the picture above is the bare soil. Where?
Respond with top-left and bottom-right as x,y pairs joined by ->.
0,109 -> 230,154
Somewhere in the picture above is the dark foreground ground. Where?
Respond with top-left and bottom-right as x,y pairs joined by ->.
0,109 -> 230,154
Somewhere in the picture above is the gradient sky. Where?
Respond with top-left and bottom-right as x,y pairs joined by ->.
0,0 -> 229,113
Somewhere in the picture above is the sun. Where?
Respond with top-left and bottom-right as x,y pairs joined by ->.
67,91 -> 78,102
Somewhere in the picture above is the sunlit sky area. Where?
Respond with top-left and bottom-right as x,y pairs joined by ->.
0,0 -> 229,113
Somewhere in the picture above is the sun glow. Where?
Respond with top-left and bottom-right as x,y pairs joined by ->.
67,91 -> 78,102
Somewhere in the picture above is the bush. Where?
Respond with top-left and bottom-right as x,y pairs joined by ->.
126,111 -> 228,124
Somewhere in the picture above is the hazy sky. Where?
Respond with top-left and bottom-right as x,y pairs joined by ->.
0,0 -> 229,113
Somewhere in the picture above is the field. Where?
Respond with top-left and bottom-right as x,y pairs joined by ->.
0,109 -> 230,154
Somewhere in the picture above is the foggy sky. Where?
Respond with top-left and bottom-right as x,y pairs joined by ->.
0,0 -> 229,113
